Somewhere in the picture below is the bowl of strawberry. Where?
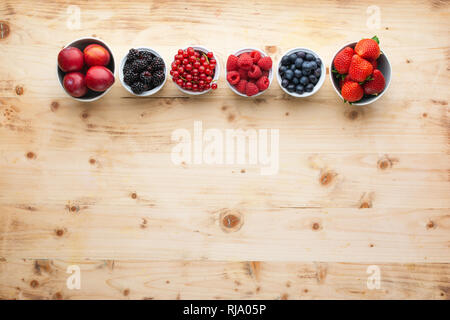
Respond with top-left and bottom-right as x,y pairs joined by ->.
226,48 -> 273,97
170,46 -> 219,95
57,37 -> 115,102
330,36 -> 391,105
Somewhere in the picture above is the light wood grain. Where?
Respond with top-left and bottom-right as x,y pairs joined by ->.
0,0 -> 449,299
0,259 -> 448,300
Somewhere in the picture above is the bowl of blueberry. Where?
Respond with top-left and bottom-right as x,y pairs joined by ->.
119,47 -> 166,96
277,48 -> 325,97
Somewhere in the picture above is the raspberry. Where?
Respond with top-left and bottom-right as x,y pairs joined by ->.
262,70 -> 270,78
250,51 -> 261,63
227,55 -> 238,71
257,56 -> 272,71
238,68 -> 248,80
237,53 -> 253,70
235,79 -> 247,94
227,71 -> 240,85
245,82 -> 259,96
248,65 -> 262,79
256,76 -> 270,91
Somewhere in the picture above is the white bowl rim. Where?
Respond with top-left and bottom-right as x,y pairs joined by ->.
171,45 -> 220,95
329,41 -> 392,106
57,37 -> 116,102
119,47 -> 167,97
276,47 -> 326,98
226,47 -> 273,98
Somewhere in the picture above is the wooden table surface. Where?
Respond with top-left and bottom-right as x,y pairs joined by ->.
0,0 -> 449,300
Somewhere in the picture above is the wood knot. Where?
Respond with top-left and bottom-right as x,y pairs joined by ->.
26,151 -> 36,159
53,292 -> 63,300
80,111 -> 89,119
319,171 -> 335,186
15,85 -> 24,95
55,229 -> 64,237
377,156 -> 397,170
89,158 -> 96,165
369,243 -> 374,248
311,222 -> 321,231
50,101 -> 59,112
131,192 -> 137,199
219,209 -> 243,233
30,280 -> 39,288
0,21 -> 10,39
265,45 -> 277,54
359,202 -> 372,208
70,205 -> 79,213
140,218 -> 147,229
347,110 -> 359,120
123,289 -> 130,296
426,221 -> 436,230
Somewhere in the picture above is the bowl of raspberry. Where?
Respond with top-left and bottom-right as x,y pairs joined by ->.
170,46 -> 219,95
119,47 -> 167,96
329,36 -> 391,105
277,48 -> 325,97
226,48 -> 273,97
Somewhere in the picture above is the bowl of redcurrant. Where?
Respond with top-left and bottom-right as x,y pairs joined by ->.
170,46 -> 219,95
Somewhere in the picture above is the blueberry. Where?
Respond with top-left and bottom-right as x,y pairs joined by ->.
294,69 -> 302,78
300,76 -> 309,85
292,77 -> 299,85
306,53 -> 315,61
290,64 -> 296,71
302,69 -> 312,76
281,56 -> 290,66
315,58 -> 322,67
284,69 -> 294,80
302,61 -> 311,70
309,75 -> 318,84
281,79 -> 289,88
314,68 -> 321,78
309,61 -> 318,70
295,85 -> 304,94
296,51 -> 306,59
279,66 -> 287,75
305,83 -> 314,92
295,58 -> 304,68
289,53 -> 297,63
287,84 -> 295,92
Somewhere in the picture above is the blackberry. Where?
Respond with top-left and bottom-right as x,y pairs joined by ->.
127,48 -> 141,61
140,51 -> 154,64
140,71 -> 153,87
130,82 -> 147,94
131,58 -> 148,73
149,57 -> 165,72
124,70 -> 139,86
151,70 -> 165,87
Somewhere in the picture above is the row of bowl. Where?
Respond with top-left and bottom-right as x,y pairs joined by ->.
57,37 -> 391,105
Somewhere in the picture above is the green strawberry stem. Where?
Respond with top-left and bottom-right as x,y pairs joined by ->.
372,35 -> 380,44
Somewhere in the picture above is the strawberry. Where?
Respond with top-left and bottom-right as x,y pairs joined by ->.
363,69 -> 385,95
339,74 -> 353,88
333,46 -> 354,74
348,55 -> 373,82
341,81 -> 364,102
355,36 -> 380,60
367,58 -> 378,69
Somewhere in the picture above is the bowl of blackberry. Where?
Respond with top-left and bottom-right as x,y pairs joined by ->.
277,48 -> 325,97
119,48 -> 166,96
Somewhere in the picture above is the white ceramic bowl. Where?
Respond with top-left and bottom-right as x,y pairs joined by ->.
276,48 -> 326,97
330,42 -> 391,105
119,47 -> 167,96
57,37 -> 115,102
227,48 -> 273,97
172,45 -> 220,95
